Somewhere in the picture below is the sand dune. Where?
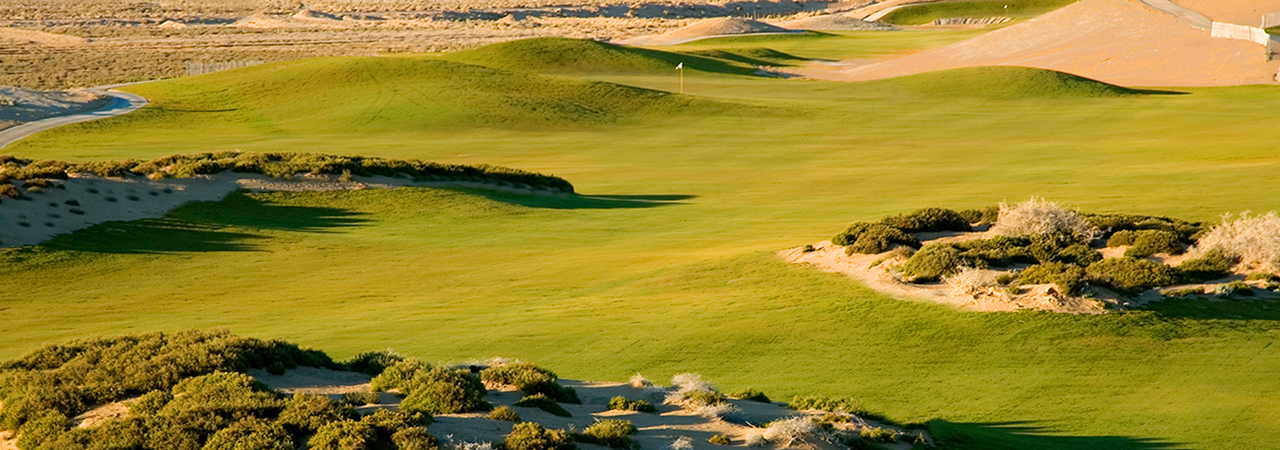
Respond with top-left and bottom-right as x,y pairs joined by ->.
618,17 -> 795,45
811,0 -> 1279,86
773,13 -> 896,31
1173,0 -> 1280,25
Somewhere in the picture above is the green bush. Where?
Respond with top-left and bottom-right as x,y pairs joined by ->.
487,406 -> 522,422
310,420 -> 377,450
1121,230 -> 1183,258
958,206 -> 999,225
278,393 -> 356,434
514,393 -> 572,417
861,427 -> 898,443
729,388 -> 770,403
502,422 -> 577,450
953,236 -> 1035,267
1177,249 -> 1236,283
1246,272 -> 1280,282
833,223 -> 921,255
882,207 -> 972,232
709,434 -> 732,445
400,367 -> 491,415
1089,214 -> 1201,242
1216,281 -> 1254,297
344,350 -> 404,376
1107,230 -> 1138,247
1161,286 -> 1205,298
1017,262 -> 1087,295
577,420 -> 639,450
900,244 -> 982,282
683,390 -> 729,406
341,391 -> 382,406
202,419 -> 293,450
480,362 -> 580,404
1027,235 -> 1101,266
392,427 -> 441,450
371,358 -> 430,392
1086,257 -> 1179,293
788,396 -> 863,414
607,396 -> 657,412
361,409 -> 431,439
0,184 -> 18,199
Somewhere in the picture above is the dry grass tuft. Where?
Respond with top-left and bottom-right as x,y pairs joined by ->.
762,417 -> 819,447
943,267 -> 1009,301
1190,212 -> 1280,273
990,197 -> 1098,243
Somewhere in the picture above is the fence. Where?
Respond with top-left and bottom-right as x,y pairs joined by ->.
1211,22 -> 1279,59
185,60 -> 265,76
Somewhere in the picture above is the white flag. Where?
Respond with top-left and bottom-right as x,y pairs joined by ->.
676,62 -> 683,70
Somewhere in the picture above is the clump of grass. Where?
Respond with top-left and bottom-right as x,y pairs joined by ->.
900,243 -> 983,282
344,349 -> 404,376
788,396 -> 862,414
762,417 -> 820,447
1190,212 -> 1280,273
958,206 -> 1000,225
881,207 -> 972,232
576,419 -> 638,450
665,373 -> 727,407
1216,281 -> 1254,298
1017,262 -> 1086,295
669,436 -> 694,450
729,388 -> 770,403
607,396 -> 657,413
1161,286 -> 1205,298
502,423 -> 576,450
514,393 -> 572,417
944,267 -> 1009,300
832,222 -> 921,255
341,391 -> 381,406
1177,249 -> 1236,283
1246,272 -> 1280,282
990,197 -> 1099,244
1086,257 -> 1179,293
1108,230 -> 1183,258
696,402 -> 745,423
709,434 -> 732,445
0,184 -> 19,199
481,362 -> 580,404
487,406 -> 521,422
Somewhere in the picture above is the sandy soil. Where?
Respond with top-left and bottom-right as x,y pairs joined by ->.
0,27 -> 86,46
0,172 -> 567,249
1173,0 -> 1280,25
0,87 -> 109,130
0,431 -> 14,450
73,399 -> 134,428
771,13 -> 897,30
616,17 -> 795,45
808,0 -> 1280,87
249,367 -> 924,450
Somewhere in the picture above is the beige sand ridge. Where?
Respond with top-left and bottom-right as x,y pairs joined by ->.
808,0 -> 1280,87
617,17 -> 795,45
771,13 -> 897,31
0,172 -> 568,249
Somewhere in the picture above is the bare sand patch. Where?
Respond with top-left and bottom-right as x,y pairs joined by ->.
617,17 -> 795,45
0,431 -> 14,450
1173,0 -> 1280,25
0,87 -> 109,129
809,0 -> 1280,86
73,399 -> 134,428
0,27 -> 87,47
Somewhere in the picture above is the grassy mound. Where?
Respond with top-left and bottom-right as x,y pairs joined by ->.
443,37 -> 757,76
874,66 -> 1139,98
880,0 -> 1078,25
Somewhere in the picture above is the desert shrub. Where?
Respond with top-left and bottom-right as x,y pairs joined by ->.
1088,214 -> 1201,241
900,244 -> 983,282
1107,230 -> 1138,247
345,350 -> 404,376
944,267 -> 1008,299
361,409 -> 431,440
1119,230 -> 1184,258
729,388 -> 770,403
696,402 -> 745,423
861,427 -> 898,443
1086,257 -> 1178,293
131,390 -> 173,416
628,374 -> 654,389
607,396 -> 657,412
1248,272 -> 1280,282
1177,249 -> 1236,283
763,417 -> 819,446
278,393 -> 356,434
1190,212 -> 1280,272
487,406 -> 522,422
788,396 -> 862,414
400,367 -> 490,415
882,207 -> 972,232
202,418 -> 292,450
22,178 -> 55,189
1216,281 -> 1254,297
502,422 -> 577,450
371,358 -> 430,392
161,371 -> 285,419
958,206 -> 999,225
392,427 -> 440,450
480,362 -> 579,404
514,393 -> 572,417
1018,262 -> 1087,295
15,411 -> 69,450
1161,286 -> 1205,297
0,184 -> 18,199
990,198 -> 1099,243
1050,243 -> 1104,266
833,222 -> 921,255
709,434 -> 732,445
311,420 -> 377,450
666,373 -> 729,407
341,391 -> 382,406
684,390 -> 729,406
953,236 -> 1035,267
577,419 -> 638,450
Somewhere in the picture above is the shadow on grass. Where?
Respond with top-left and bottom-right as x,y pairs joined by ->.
930,420 -> 1180,450
41,192 -> 369,254
1140,297 -> 1280,321
465,190 -> 696,210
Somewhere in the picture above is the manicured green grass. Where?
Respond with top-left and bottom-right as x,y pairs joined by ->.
4,33 -> 1280,450
870,66 -> 1141,97
881,0 -> 1079,25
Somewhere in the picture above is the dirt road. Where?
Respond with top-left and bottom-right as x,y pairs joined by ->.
0,83 -> 147,150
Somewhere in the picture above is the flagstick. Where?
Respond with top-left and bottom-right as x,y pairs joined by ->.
680,68 -> 684,94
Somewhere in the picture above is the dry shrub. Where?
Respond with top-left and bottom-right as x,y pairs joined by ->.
1190,212 -> 1280,272
628,373 -> 653,389
762,417 -> 819,447
943,267 -> 1008,300
990,197 -> 1098,243
695,402 -> 744,423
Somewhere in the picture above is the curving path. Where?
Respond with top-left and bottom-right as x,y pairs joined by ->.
1136,0 -> 1211,29
0,82 -> 149,150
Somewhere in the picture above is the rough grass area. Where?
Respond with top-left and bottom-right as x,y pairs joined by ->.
4,33 -> 1280,450
880,0 -> 1080,25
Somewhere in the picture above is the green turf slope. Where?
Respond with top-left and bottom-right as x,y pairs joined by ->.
881,0 -> 1079,25
441,37 -> 760,75
873,66 -> 1140,98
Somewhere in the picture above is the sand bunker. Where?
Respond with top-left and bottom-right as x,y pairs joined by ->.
618,17 -> 796,45
1173,0 -> 1280,25
811,0 -> 1280,86
0,87 -> 109,130
0,172 -> 566,249
773,13 -> 897,31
